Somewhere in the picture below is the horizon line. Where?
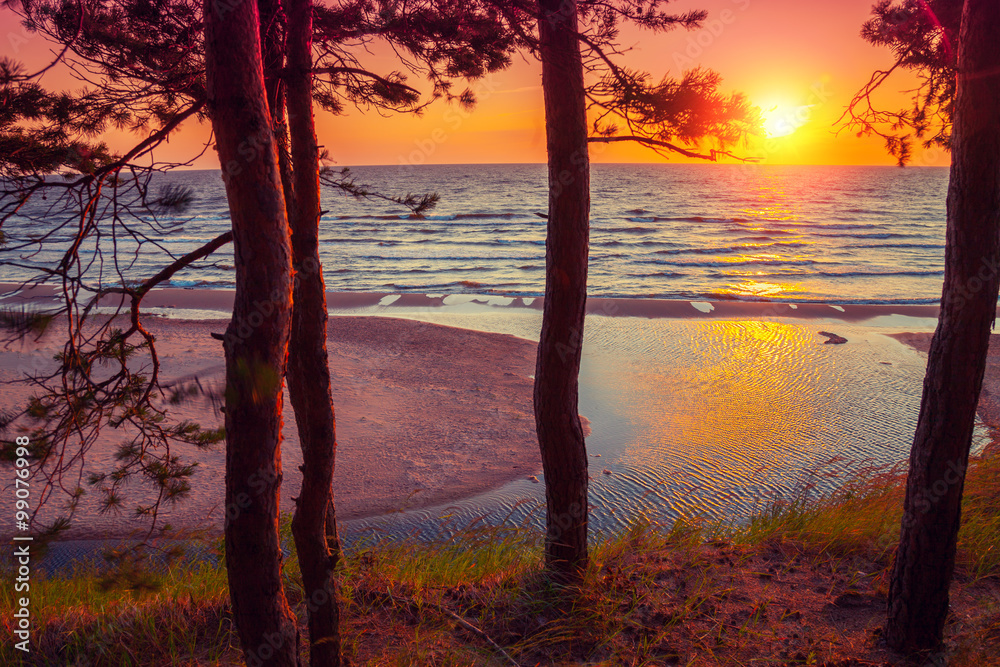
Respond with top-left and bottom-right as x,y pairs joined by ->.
163,161 -> 948,171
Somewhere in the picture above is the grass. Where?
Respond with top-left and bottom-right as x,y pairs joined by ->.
3,442 -> 1000,666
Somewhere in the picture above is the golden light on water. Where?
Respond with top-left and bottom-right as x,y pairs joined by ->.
619,319 -> 826,472
721,280 -> 804,299
716,172 -> 820,300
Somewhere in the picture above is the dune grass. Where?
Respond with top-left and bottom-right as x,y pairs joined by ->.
3,442 -> 999,666
729,440 -> 1000,576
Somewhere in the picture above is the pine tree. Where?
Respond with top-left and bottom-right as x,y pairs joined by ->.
531,0 -> 760,580
880,0 -> 1000,652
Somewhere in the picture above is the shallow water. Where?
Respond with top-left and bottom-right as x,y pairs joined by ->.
341,309 -> 988,541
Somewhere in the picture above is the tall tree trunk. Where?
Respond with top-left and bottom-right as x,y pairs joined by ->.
285,0 -> 342,663
203,0 -> 299,664
257,0 -> 296,220
535,0 -> 591,580
886,0 -> 1000,652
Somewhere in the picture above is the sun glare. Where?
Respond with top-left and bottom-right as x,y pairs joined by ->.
761,103 -> 814,139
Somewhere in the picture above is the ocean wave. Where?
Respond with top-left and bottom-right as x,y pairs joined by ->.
653,242 -> 809,256
358,254 -> 538,262
1,165 -> 949,306
810,232 -> 920,239
394,266 -> 494,274
594,225 -> 659,234
813,269 -> 943,278
640,258 -> 822,268
727,228 -> 798,236
842,242 -> 944,250
626,271 -> 687,278
364,212 -> 526,222
710,269 -> 943,279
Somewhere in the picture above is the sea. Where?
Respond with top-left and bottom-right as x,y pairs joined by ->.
1,163 -> 968,548
1,163 -> 951,304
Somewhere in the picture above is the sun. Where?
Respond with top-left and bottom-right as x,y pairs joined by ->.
760,102 -> 815,139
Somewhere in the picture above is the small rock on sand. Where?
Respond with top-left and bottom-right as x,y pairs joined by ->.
818,331 -> 848,344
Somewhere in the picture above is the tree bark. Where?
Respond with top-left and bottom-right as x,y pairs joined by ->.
284,0 -> 342,663
535,0 -> 591,580
257,0 -> 296,221
886,0 -> 1000,653
203,0 -> 299,664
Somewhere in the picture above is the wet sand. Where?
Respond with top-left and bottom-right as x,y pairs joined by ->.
0,282 -> 944,322
889,331 -> 1000,432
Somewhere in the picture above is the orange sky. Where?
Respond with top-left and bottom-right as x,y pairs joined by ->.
3,1 -> 951,168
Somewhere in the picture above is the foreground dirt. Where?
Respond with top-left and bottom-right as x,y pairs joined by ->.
346,540 -> 1000,666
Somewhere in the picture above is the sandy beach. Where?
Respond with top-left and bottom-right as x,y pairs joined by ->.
889,331 -> 1000,432
3,283 -> 999,541
0,311 -> 540,539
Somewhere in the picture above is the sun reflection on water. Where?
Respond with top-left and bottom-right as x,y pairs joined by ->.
708,174 -> 823,300
591,318 -> 922,525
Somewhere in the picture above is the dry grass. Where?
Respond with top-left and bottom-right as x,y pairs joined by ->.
3,444 -> 999,666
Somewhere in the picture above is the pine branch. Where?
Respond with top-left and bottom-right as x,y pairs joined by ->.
587,135 -> 760,162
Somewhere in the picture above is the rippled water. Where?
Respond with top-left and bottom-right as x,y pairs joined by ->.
3,164 -> 949,304
340,308 -> 990,541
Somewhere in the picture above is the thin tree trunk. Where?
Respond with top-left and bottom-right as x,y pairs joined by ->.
257,0 -> 296,221
535,0 -> 591,580
886,0 -> 1000,652
203,0 -> 299,664
284,0 -> 342,663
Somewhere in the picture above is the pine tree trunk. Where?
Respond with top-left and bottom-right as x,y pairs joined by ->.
257,0 -> 296,221
535,0 -> 591,579
284,0 -> 342,663
886,0 -> 1000,652
203,0 -> 299,664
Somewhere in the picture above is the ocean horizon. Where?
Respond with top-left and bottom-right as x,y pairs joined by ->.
2,164 -> 951,305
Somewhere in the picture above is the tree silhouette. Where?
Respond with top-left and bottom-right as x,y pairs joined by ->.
875,0 -> 1000,653
203,0 -> 301,660
840,0 -> 961,165
527,0 -> 759,580
842,0 -> 1000,652
1,0 -> 521,663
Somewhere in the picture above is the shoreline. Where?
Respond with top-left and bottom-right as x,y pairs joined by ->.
889,331 -> 1000,433
0,282 -> 947,323
8,284 -> 999,546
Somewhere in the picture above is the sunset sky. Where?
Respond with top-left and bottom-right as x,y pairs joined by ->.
4,0 -> 951,168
